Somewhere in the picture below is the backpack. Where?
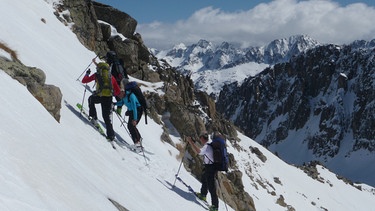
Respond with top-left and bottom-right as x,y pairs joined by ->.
125,81 -> 148,124
208,134 -> 229,172
95,62 -> 112,97
111,60 -> 126,84
106,51 -> 127,84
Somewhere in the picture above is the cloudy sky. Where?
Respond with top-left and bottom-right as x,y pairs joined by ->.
95,0 -> 375,50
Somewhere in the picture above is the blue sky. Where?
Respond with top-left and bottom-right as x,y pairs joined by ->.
95,0 -> 374,23
95,0 -> 275,23
94,0 -> 375,49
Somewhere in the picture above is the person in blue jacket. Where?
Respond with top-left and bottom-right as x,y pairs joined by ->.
116,81 -> 143,146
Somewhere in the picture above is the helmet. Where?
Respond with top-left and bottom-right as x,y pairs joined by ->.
106,51 -> 117,64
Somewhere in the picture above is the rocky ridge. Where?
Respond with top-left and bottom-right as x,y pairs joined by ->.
216,41 -> 375,186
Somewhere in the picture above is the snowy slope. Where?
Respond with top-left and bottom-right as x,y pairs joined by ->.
0,1 -> 225,210
0,0 -> 374,211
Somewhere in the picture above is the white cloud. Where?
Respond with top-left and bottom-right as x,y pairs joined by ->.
137,0 -> 375,50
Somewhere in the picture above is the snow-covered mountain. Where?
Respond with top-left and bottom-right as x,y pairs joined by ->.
154,28 -> 375,189
216,42 -> 375,187
154,35 -> 320,97
1,1 -> 375,211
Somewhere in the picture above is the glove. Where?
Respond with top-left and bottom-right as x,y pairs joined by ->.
85,69 -> 91,75
125,110 -> 130,116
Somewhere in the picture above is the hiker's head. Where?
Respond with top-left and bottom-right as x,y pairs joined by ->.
105,51 -> 117,64
211,131 -> 224,140
199,131 -> 209,143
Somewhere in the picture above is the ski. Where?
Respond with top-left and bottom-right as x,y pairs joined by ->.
108,140 -> 117,150
128,144 -> 144,153
76,103 -> 116,149
175,175 -> 210,208
77,103 -> 106,136
115,137 -> 153,155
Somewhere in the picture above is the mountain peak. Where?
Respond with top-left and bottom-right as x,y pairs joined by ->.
155,34 -> 320,96
196,39 -> 212,48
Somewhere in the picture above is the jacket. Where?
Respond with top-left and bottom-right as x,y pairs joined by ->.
82,73 -> 120,97
116,91 -> 141,120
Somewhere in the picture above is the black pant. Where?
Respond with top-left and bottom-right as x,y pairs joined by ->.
127,107 -> 143,144
88,95 -> 114,139
201,164 -> 218,208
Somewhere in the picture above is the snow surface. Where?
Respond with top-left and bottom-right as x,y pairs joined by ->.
0,0 -> 374,210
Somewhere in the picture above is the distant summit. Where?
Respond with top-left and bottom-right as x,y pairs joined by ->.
155,34 -> 320,97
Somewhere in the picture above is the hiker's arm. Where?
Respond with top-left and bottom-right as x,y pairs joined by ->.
187,137 -> 200,154
130,94 -> 138,123
111,76 -> 120,96
82,74 -> 95,83
115,98 -> 124,107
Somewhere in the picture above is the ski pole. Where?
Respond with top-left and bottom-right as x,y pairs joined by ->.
114,110 -> 131,138
76,55 -> 98,81
114,109 -> 147,164
138,136 -> 148,165
144,108 -> 148,125
131,119 -> 147,165
118,113 -> 128,128
173,137 -> 189,187
215,175 -> 229,211
79,84 -> 88,116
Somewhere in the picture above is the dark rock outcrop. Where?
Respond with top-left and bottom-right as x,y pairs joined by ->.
56,0 -> 108,53
0,57 -> 62,122
60,0 -> 153,78
92,2 -> 137,38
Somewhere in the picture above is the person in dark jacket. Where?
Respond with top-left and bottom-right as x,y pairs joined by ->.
81,57 -> 121,141
105,51 -> 129,116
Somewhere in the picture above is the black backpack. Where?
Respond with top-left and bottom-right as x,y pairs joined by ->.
106,51 -> 128,84
125,81 -> 148,124
208,134 -> 229,172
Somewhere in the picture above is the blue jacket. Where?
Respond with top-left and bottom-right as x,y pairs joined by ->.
116,91 -> 141,119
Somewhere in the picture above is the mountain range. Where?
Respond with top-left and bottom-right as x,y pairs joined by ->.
153,35 -> 320,97
1,0 -> 375,210
154,35 -> 375,187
